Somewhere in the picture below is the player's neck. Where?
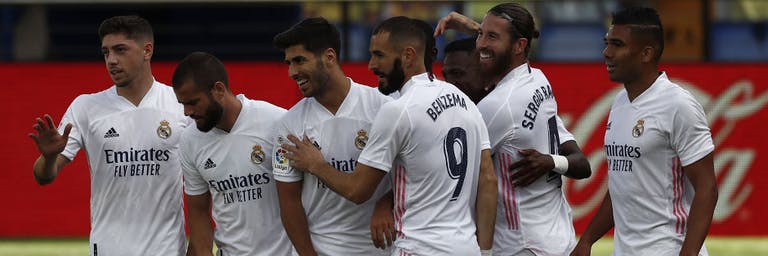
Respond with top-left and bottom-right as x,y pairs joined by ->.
116,70 -> 154,106
625,70 -> 661,102
315,71 -> 350,115
216,94 -> 242,133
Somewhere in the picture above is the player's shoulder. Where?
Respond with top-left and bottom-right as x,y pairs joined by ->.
351,79 -> 392,104
240,95 -> 287,118
649,74 -> 701,111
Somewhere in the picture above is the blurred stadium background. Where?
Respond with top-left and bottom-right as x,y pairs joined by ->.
1,0 -> 766,255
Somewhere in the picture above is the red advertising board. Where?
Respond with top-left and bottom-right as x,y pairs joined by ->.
1,62 -> 765,237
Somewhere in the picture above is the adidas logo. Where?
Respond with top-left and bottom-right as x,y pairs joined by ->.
104,127 -> 120,138
204,158 -> 217,169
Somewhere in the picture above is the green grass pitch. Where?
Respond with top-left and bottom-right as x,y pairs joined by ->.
0,236 -> 766,255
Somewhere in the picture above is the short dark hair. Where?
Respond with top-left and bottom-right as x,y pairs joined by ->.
413,19 -> 436,77
172,51 -> 229,91
98,15 -> 154,43
488,3 -> 540,58
611,6 -> 664,62
372,16 -> 427,55
444,37 -> 477,55
273,17 -> 341,60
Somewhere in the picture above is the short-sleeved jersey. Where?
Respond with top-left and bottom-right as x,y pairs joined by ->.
357,73 -> 491,256
58,81 -> 187,256
180,95 -> 292,256
272,79 -> 392,255
605,73 -> 713,256
477,64 -> 577,255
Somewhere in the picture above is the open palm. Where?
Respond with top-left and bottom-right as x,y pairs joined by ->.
29,114 -> 71,159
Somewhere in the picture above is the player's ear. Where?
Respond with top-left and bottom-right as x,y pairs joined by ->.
640,45 -> 655,63
211,81 -> 227,98
323,47 -> 337,67
512,38 -> 527,56
142,41 -> 153,60
402,46 -> 416,68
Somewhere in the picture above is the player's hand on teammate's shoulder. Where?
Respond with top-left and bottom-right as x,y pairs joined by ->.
28,114 -> 71,159
282,134 -> 325,173
509,149 -> 555,186
434,11 -> 480,37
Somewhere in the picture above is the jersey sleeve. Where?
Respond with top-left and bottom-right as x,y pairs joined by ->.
271,118 -> 303,182
180,137 -> 209,196
476,109 -> 491,150
357,103 -> 409,173
59,97 -> 84,161
671,94 -> 714,166
555,115 -> 576,143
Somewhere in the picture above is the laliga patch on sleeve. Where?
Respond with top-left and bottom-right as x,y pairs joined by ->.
273,146 -> 292,175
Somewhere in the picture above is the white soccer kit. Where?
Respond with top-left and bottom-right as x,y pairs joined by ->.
272,79 -> 392,256
58,81 -> 187,256
477,64 -> 577,256
358,73 -> 491,256
181,95 -> 292,256
605,72 -> 713,256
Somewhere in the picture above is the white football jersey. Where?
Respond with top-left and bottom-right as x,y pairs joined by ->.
181,95 -> 292,256
605,72 -> 713,256
477,64 -> 577,256
272,79 -> 392,256
59,81 -> 187,256
358,73 -> 491,256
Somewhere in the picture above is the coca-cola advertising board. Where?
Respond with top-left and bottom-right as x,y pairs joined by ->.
1,63 -> 765,236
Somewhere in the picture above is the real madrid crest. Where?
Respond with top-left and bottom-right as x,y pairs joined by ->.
355,129 -> 369,150
632,119 -> 644,138
251,144 -> 265,164
157,120 -> 172,139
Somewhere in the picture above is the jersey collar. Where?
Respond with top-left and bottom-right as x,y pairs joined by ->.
629,71 -> 668,105
399,72 -> 431,96
495,62 -> 531,90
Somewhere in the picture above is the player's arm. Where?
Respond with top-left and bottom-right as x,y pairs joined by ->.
434,11 -> 481,37
370,190 -> 395,249
283,135 -> 386,204
476,149 -> 497,251
509,140 -> 591,186
29,114 -> 73,185
559,140 -> 592,179
571,192 -> 614,256
680,152 -> 717,256
186,192 -> 214,256
276,180 -> 318,256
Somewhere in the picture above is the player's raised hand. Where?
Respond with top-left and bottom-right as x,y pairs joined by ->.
434,11 -> 481,37
28,114 -> 71,159
370,192 -> 396,249
508,149 -> 555,186
283,134 -> 325,173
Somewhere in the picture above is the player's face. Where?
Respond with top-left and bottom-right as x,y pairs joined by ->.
477,14 -> 514,78
443,50 -> 485,103
101,33 -> 149,87
603,25 -> 643,84
284,45 -> 330,98
368,32 -> 405,95
174,81 -> 223,132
